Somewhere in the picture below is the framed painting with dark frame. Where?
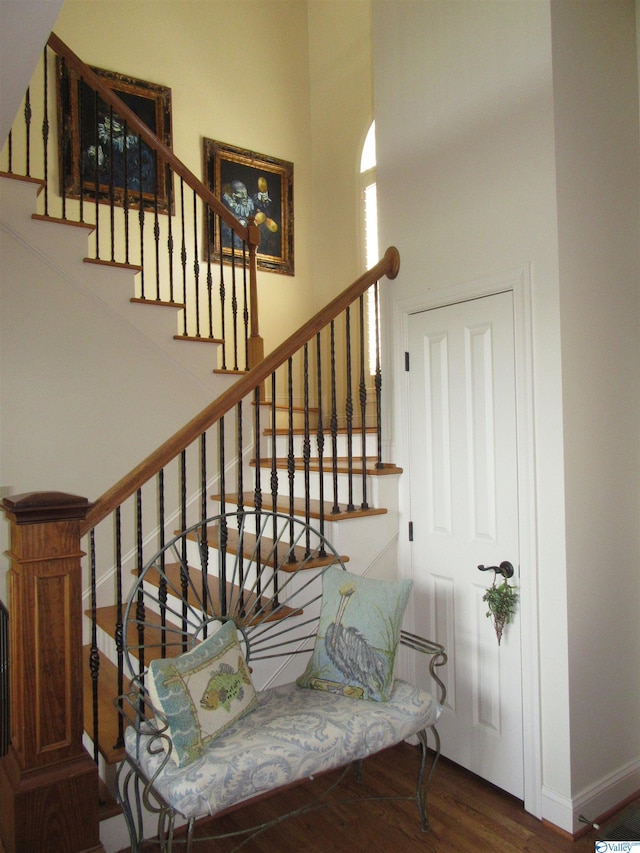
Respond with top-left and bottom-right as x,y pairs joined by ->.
56,62 -> 173,213
203,138 -> 294,275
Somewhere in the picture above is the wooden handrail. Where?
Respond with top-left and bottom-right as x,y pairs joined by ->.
81,246 -> 399,534
48,32 -> 261,248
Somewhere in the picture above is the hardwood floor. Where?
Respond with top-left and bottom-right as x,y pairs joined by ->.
116,742 -> 637,852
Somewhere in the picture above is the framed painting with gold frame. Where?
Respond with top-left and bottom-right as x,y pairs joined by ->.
56,62 -> 173,213
203,137 -> 294,275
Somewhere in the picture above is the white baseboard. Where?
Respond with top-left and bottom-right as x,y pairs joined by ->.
572,756 -> 640,834
541,785 -> 574,833
542,756 -> 640,835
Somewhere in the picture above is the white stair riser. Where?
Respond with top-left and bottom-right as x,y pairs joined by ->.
253,466 -> 398,507
262,430 -> 379,459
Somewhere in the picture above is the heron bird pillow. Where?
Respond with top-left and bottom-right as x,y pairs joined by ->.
297,566 -> 412,702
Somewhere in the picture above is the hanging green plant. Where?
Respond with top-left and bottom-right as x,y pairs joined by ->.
483,579 -> 518,645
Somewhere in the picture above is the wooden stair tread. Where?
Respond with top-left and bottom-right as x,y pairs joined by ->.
0,170 -> 45,187
31,212 -> 95,231
124,561 -> 303,624
83,256 -> 143,271
212,493 -> 387,521
264,425 -> 377,436
250,457 -> 402,476
183,523 -> 348,573
174,334 -> 223,344
131,296 -> 185,309
254,401 -> 319,413
140,561 -> 302,621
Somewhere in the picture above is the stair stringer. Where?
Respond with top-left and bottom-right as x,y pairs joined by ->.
0,174 -> 236,390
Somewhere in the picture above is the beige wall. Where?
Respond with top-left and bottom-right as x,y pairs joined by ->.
52,0 -> 316,358
0,1 -> 373,600
49,0 -> 373,350
373,0 -> 639,833
307,0 -> 373,303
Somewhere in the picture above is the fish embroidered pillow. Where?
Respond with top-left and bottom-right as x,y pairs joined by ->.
297,566 -> 412,702
147,619 -> 258,767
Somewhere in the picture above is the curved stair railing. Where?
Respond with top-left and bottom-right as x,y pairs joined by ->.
81,244 -> 399,766
0,29 -> 403,845
1,32 -> 262,371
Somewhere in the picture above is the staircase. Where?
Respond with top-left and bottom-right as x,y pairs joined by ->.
0,32 -> 402,853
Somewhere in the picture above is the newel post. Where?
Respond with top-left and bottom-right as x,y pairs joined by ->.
247,221 -> 265,373
0,492 -> 104,853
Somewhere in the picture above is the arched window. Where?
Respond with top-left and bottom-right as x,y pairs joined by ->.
360,121 -> 378,374
360,121 -> 378,270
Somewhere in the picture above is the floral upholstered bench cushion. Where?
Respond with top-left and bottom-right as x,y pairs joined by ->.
125,678 -> 440,820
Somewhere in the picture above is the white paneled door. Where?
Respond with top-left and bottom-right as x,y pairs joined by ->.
408,291 -> 524,799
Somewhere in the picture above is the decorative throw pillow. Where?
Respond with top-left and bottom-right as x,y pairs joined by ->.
297,566 -> 412,702
147,619 -> 258,767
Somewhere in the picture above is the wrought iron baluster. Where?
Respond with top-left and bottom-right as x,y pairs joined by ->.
180,178 -> 188,335
345,306 -> 355,512
24,87 -> 31,177
303,343 -> 311,554
359,293 -> 369,509
270,371 -> 279,516
206,207 -> 214,338
180,449 -> 188,650
315,331 -> 326,554
230,243 -> 239,371
237,509 -> 246,618
108,106 -> 115,262
158,468 -> 167,656
254,386 -> 264,601
374,280 -> 383,469
137,133 -> 145,295
192,189 -> 201,336
236,400 -> 246,617
218,217 -> 227,369
75,72 -> 82,222
154,152 -> 161,300
114,507 -> 124,749
242,249 -> 249,369
59,60 -> 72,219
166,174 -> 174,301
330,320 -> 340,514
135,489 -> 145,682
287,357 -> 296,562
89,529 -> 100,764
200,434 -> 209,618
42,48 -> 49,216
236,401 -> 244,515
122,118 -> 130,263
270,449 -> 279,604
253,387 -> 263,516
218,416 -> 227,613
218,509 -> 228,620
93,89 -> 100,259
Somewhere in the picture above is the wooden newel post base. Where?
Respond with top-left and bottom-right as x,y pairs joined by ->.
0,492 -> 104,853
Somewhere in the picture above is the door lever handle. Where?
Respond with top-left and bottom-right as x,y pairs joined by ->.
477,561 -> 515,579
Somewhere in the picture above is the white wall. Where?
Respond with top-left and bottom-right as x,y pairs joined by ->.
550,0 -> 640,806
0,0 -> 64,142
372,0 -> 639,833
